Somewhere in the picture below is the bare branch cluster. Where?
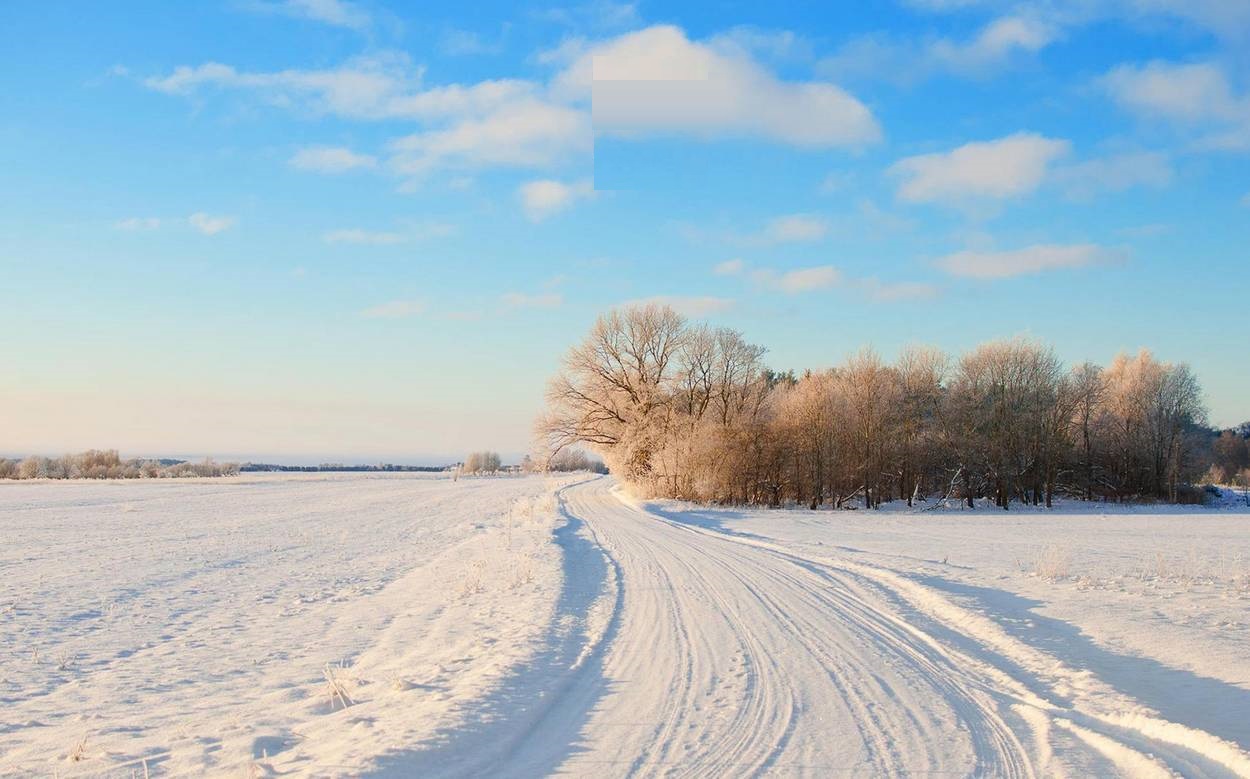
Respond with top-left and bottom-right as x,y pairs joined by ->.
538,304 -> 1214,509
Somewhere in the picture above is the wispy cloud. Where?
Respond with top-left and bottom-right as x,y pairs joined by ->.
719,260 -> 842,293
758,265 -> 841,293
623,295 -> 736,317
890,133 -> 1071,204
440,28 -> 506,56
144,53 -> 591,176
323,220 -> 457,244
188,213 -> 237,235
683,213 -> 829,247
936,243 -> 1117,279
719,259 -> 935,302
857,278 -> 940,302
901,0 -> 1250,44
761,214 -> 828,244
250,0 -> 371,31
822,15 -> 1057,84
360,300 -> 425,319
323,229 -> 407,245
1051,151 -> 1173,199
502,291 -> 564,309
290,146 -> 377,173
1102,60 -> 1250,151
114,217 -> 160,231
517,178 -> 595,221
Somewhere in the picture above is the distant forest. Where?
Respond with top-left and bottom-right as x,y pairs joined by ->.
240,463 -> 449,473
540,304 -> 1249,509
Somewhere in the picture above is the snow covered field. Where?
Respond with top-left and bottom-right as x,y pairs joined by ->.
0,473 -> 583,776
3,474 -> 1250,777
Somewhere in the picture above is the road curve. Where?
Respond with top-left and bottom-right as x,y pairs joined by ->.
535,477 -> 1250,778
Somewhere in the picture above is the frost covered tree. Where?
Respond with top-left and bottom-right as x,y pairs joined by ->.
538,303 -> 1216,508
462,451 -> 502,474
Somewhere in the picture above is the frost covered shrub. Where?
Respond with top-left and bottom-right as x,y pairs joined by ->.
546,448 -> 607,473
462,451 -> 502,474
0,450 -> 239,480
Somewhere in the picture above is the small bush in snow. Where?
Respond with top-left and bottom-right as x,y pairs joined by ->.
1033,544 -> 1071,581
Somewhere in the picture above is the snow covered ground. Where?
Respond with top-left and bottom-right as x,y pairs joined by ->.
0,473 -> 582,776
3,473 -> 1250,777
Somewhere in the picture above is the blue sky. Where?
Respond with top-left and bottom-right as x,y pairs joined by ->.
1,0 -> 1248,462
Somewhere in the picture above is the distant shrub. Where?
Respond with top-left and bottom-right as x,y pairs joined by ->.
462,451 -> 502,474
546,448 -> 608,473
0,450 -> 239,480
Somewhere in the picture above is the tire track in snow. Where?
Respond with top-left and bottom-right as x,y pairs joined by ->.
628,488 -> 1250,778
550,479 -> 1017,776
546,479 -> 1250,778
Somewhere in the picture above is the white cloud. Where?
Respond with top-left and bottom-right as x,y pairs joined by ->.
903,0 -> 1250,42
360,300 -> 425,319
254,0 -> 371,30
405,220 -> 459,240
290,146 -> 377,173
440,29 -> 503,56
517,178 -> 595,221
684,214 -> 829,247
323,229 -> 406,245
720,260 -> 932,302
146,24 -> 873,182
890,133 -> 1071,203
773,265 -> 841,293
188,213 -> 237,235
145,54 -> 538,123
323,221 -> 455,244
145,56 -> 414,119
1103,61 -> 1242,123
145,53 -> 591,177
1052,151 -> 1173,199
1241,192 -> 1250,207
818,171 -> 852,193
762,214 -> 828,243
557,25 -> 879,147
709,27 -> 814,63
1103,61 -> 1250,151
389,100 -> 590,174
933,16 -> 1055,72
858,279 -> 941,302
501,291 -> 564,309
114,217 -> 160,231
623,295 -> 736,317
936,243 -> 1114,279
753,265 -> 842,293
537,1 -> 641,31
824,15 -> 1056,84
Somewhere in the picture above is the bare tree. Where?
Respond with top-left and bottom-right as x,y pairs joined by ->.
537,307 -> 1216,509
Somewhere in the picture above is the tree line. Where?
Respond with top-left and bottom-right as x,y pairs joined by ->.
0,449 -> 240,480
538,304 -> 1230,509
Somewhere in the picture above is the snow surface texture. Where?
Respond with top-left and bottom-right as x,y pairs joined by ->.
3,474 -> 1249,777
0,473 -> 580,776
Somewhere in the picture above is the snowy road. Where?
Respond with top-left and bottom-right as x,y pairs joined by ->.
506,477 -> 1250,778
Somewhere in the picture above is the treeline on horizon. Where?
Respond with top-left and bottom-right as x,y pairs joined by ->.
539,304 -> 1249,509
241,462 -> 448,473
0,449 -> 240,480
